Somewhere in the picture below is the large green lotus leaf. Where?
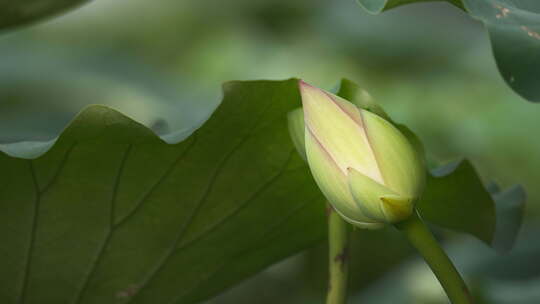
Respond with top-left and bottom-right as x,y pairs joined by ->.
0,0 -> 91,31
0,79 -> 326,303
356,0 -> 540,102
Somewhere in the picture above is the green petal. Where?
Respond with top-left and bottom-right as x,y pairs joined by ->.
299,80 -> 383,185
380,194 -> 414,223
362,111 -> 425,197
348,167 -> 413,223
305,128 -> 379,227
287,108 -> 307,162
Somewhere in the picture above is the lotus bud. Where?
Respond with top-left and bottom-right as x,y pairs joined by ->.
299,80 -> 425,228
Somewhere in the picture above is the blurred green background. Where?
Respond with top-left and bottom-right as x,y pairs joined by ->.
1,0 -> 539,303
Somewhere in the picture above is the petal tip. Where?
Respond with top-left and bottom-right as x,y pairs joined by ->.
379,195 -> 413,223
298,80 -> 324,115
298,80 -> 320,96
298,79 -> 312,88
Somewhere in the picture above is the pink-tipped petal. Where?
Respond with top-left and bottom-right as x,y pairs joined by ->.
299,81 -> 384,185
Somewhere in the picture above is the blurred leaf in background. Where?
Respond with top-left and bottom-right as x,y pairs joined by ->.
0,0 -> 91,31
357,0 -> 540,102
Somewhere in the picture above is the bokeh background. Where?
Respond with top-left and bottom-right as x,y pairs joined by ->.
1,0 -> 539,303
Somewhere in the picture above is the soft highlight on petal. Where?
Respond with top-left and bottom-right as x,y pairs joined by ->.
348,168 -> 414,223
305,128 -> 377,226
362,111 -> 425,197
299,80 -> 384,185
347,167 -> 398,222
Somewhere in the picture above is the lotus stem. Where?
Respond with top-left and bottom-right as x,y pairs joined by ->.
326,205 -> 351,304
396,210 -> 473,304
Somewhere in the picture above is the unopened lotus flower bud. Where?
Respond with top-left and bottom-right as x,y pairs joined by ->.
299,80 -> 425,228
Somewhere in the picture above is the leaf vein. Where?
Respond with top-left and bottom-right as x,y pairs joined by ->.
125,98 -> 277,303
175,149 -> 295,251
18,161 -> 41,304
168,195 -> 317,304
40,142 -> 77,194
113,135 -> 198,228
71,144 -> 133,304
124,134 -> 251,303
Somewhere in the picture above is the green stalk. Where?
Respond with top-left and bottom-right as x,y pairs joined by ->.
395,210 -> 473,304
326,205 -> 351,304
